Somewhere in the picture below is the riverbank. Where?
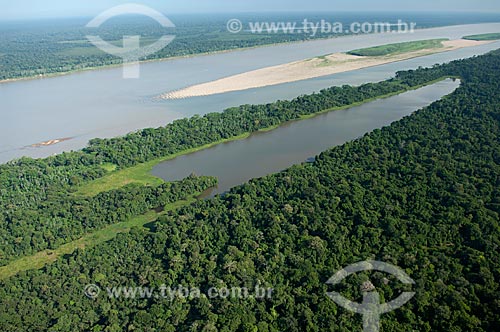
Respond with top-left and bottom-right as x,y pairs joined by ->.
2,23 -> 497,85
0,34 -> 360,85
159,39 -> 484,99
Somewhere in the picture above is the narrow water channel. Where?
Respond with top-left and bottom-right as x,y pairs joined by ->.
152,79 -> 460,196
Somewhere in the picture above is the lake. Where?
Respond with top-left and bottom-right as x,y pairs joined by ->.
152,79 -> 460,197
1,23 -> 499,163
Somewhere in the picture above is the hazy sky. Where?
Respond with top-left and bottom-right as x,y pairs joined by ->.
2,0 -> 500,20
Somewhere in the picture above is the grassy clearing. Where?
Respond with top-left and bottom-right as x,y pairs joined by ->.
347,39 -> 448,57
74,160 -> 164,197
75,132 -> 251,197
463,33 -> 500,41
0,195 -> 198,280
100,163 -> 117,172
315,55 -> 332,67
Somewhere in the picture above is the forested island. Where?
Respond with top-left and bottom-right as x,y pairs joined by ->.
0,48 -> 499,330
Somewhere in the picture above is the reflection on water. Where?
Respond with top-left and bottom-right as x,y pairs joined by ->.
152,79 -> 460,197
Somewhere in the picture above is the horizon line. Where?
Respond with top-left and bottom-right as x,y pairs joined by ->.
1,10 -> 500,22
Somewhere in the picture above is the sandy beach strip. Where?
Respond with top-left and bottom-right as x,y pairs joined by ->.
30,137 -> 72,148
158,39 -> 492,100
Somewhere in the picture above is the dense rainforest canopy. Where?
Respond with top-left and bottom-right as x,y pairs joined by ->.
0,61 -> 449,265
0,50 -> 499,331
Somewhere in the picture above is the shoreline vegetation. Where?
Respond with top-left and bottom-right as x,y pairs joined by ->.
346,38 -> 448,56
75,76 -> 454,197
159,39 -> 488,99
463,32 -> 500,41
0,75 -> 456,279
0,42 -> 284,85
0,31 -> 370,85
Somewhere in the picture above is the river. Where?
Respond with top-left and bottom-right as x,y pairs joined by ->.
0,23 -> 499,163
152,79 -> 460,197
